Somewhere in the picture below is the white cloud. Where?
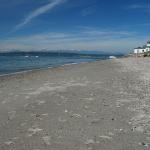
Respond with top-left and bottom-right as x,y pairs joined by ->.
81,6 -> 95,16
14,0 -> 66,31
0,28 -> 144,53
127,4 -> 150,11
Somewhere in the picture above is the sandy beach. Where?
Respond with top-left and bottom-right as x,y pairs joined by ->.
0,57 -> 150,150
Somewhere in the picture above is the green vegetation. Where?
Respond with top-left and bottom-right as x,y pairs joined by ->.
144,51 -> 150,57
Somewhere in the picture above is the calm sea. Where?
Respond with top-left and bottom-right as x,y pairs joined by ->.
0,51 -> 122,75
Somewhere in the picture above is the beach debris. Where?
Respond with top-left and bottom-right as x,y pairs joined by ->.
60,95 -> 65,99
83,97 -> 94,101
135,126 -> 144,132
38,100 -> 45,105
116,105 -> 121,108
70,113 -> 82,118
146,137 -> 150,141
65,109 -> 68,113
109,56 -> 116,59
99,135 -> 112,140
111,118 -> 116,121
9,92 -> 14,96
35,114 -> 41,118
57,103 -> 62,106
8,111 -> 16,120
4,141 -> 15,146
58,117 -> 67,122
128,121 -> 132,125
30,113 -> 43,120
28,81 -> 87,96
42,113 -> 48,116
42,136 -> 51,146
25,96 -> 30,99
84,105 -> 89,109
131,126 -> 144,132
90,93 -> 94,96
12,137 -> 19,140
108,132 -> 114,136
119,129 -> 124,132
87,147 -> 93,150
139,142 -> 149,147
24,103 -> 29,108
114,128 -> 124,133
20,122 -> 27,127
2,100 -> 7,104
85,139 -> 95,144
27,127 -> 43,137
90,119 -> 100,124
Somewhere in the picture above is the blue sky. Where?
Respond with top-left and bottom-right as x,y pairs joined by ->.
0,0 -> 150,53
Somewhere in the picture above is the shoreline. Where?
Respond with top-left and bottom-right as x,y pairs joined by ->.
0,54 -> 123,78
0,59 -> 107,78
0,62 -> 86,78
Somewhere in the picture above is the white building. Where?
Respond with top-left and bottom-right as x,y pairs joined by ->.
134,41 -> 150,54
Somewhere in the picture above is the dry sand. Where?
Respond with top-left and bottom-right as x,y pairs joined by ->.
0,57 -> 150,150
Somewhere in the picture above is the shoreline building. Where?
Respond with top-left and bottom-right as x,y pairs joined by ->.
134,41 -> 150,55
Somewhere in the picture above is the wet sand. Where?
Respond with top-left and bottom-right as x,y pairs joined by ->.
0,58 -> 150,150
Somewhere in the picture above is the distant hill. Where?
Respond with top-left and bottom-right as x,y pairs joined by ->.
0,49 -> 124,56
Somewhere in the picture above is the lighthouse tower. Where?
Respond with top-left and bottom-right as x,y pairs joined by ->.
147,41 -> 150,47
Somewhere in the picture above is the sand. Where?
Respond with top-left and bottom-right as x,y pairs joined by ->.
0,57 -> 150,150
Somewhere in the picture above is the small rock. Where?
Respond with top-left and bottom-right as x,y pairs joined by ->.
8,111 -> 16,120
84,105 -> 89,109
42,136 -> 51,146
35,114 -> 40,118
65,110 -> 68,113
85,139 -> 95,144
141,142 -> 146,146
139,142 -> 149,147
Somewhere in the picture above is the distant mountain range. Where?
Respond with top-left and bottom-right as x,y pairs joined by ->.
0,49 -> 124,56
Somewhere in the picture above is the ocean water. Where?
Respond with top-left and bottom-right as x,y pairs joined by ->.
0,51 -> 121,75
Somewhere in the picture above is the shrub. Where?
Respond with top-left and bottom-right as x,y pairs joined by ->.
144,51 -> 150,57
